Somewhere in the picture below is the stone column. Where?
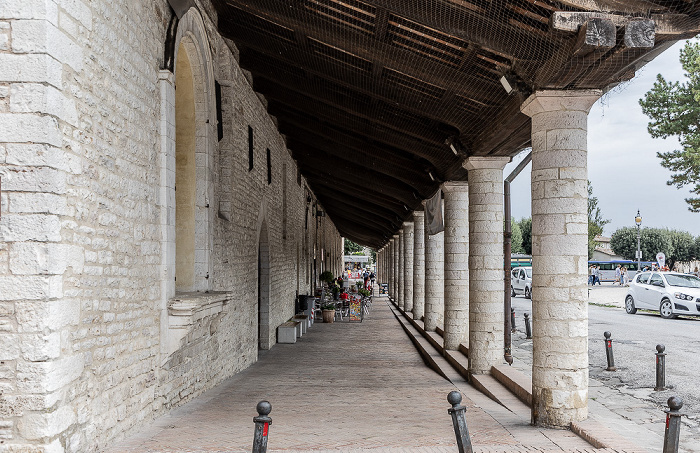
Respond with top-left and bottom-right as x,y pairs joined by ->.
402,221 -> 414,316
393,234 -> 400,303
424,206 -> 444,331
464,157 -> 510,375
397,229 -> 404,309
442,182 -> 470,350
412,211 -> 425,321
521,89 -> 601,428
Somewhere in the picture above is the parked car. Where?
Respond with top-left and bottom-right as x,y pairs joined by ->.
625,271 -> 700,319
511,266 -> 532,299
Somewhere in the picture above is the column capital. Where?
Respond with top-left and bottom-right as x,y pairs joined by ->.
441,181 -> 469,193
412,210 -> 425,219
521,89 -> 602,117
392,234 -> 400,239
402,221 -> 414,228
463,156 -> 510,171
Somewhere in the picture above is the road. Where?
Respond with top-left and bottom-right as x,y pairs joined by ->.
511,288 -> 700,449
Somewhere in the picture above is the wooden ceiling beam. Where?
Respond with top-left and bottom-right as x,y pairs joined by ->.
293,149 -> 422,203
284,134 -> 434,192
252,77 -> 448,150
312,184 -> 406,221
267,101 -> 452,171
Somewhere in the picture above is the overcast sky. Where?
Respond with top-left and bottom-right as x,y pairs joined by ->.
506,39 -> 699,237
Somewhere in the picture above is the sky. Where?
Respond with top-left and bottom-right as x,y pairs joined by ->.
505,39 -> 699,238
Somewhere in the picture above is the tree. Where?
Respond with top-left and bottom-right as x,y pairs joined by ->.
344,239 -> 362,255
511,219 -> 524,254
640,40 -> 700,212
694,236 -> 700,261
667,229 -> 695,267
610,227 -> 674,263
518,217 -> 532,255
588,181 -> 610,259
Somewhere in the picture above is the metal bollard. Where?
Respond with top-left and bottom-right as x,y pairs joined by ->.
252,400 -> 272,453
604,331 -> 616,371
655,344 -> 666,391
662,397 -> 684,453
510,308 -> 516,333
524,313 -> 532,339
447,391 -> 473,453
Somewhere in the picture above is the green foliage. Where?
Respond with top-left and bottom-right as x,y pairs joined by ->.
344,239 -> 363,255
694,236 -> 700,260
319,270 -> 335,284
518,217 -> 532,255
669,230 -> 695,263
640,40 -> 700,212
609,227 -> 695,266
588,181 -> 610,259
511,219 -> 524,254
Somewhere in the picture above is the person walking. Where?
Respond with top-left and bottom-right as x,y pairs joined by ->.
588,264 -> 595,286
621,266 -> 628,286
593,265 -> 602,285
615,264 -> 622,286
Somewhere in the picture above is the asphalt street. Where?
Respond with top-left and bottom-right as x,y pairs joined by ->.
511,287 -> 700,451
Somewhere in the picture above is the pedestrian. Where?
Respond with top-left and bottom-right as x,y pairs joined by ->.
593,265 -> 602,285
615,264 -> 622,285
588,264 -> 595,286
694,267 -> 700,278
369,271 -> 376,287
621,266 -> 628,286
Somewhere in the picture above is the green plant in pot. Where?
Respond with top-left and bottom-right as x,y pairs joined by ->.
358,288 -> 370,297
321,301 -> 336,323
320,271 -> 335,287
332,283 -> 340,300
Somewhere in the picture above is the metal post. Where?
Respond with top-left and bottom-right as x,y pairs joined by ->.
504,180 -> 513,365
663,397 -> 684,453
447,391 -> 474,453
655,344 -> 666,391
524,313 -> 532,339
604,331 -> 616,371
510,308 -> 516,333
252,401 -> 272,453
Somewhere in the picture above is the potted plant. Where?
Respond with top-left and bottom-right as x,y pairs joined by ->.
321,302 -> 336,323
332,283 -> 340,300
320,271 -> 335,287
358,288 -> 370,298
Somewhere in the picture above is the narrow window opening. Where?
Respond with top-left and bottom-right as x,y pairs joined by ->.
248,126 -> 254,171
266,148 -> 272,185
215,80 -> 223,142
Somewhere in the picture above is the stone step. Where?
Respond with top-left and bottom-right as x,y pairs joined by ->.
470,373 -> 531,420
491,364 -> 533,407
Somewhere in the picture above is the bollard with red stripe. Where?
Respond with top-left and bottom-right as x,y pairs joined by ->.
252,400 -> 272,453
663,397 -> 683,453
604,331 -> 617,371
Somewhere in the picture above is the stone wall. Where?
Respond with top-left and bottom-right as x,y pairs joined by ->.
0,1 -> 342,450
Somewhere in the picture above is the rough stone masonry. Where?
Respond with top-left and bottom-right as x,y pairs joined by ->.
0,1 -> 341,451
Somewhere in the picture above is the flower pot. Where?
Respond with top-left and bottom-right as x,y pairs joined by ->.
322,309 -> 335,323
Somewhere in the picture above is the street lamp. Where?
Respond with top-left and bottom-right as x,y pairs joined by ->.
635,210 -> 642,272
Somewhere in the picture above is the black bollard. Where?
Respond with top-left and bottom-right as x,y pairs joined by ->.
252,401 -> 272,453
511,308 -> 516,333
604,331 -> 616,371
655,344 -> 666,391
662,397 -> 684,453
524,313 -> 532,339
447,391 -> 473,453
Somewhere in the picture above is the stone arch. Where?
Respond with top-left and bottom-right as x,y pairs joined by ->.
256,202 -> 271,352
172,7 -> 215,293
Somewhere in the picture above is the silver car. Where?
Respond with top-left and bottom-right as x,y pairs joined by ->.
511,266 -> 532,299
625,271 -> 700,319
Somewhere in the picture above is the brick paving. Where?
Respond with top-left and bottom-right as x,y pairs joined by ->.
106,298 -> 633,452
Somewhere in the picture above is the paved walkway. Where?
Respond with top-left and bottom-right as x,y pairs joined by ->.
107,298 -> 597,452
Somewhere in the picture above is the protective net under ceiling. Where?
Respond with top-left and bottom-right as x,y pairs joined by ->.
210,0 -> 700,246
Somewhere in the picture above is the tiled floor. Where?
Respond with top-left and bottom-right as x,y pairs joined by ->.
104,298 -> 628,452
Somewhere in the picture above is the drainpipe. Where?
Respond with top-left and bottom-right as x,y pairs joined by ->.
504,151 -> 531,365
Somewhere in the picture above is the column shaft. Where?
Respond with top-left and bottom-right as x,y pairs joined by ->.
412,211 -> 425,320
465,158 -> 509,375
393,235 -> 399,303
424,218 -> 444,331
402,221 -> 414,315
521,89 -> 600,427
442,182 -> 469,350
398,230 -> 404,309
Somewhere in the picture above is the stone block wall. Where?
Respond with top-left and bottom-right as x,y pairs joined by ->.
0,1 -> 342,451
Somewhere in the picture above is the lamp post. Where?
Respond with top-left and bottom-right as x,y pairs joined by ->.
635,210 -> 642,272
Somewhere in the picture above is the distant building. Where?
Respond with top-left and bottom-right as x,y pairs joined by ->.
592,236 -> 624,261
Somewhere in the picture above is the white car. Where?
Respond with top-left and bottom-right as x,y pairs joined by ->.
511,267 -> 532,299
625,271 -> 700,319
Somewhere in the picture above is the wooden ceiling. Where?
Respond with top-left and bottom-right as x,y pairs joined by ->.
210,0 -> 700,248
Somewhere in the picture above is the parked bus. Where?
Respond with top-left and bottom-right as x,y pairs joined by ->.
588,260 -> 656,282
511,254 -> 532,268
